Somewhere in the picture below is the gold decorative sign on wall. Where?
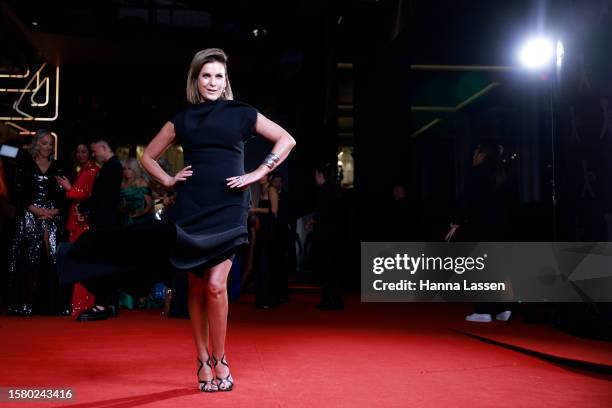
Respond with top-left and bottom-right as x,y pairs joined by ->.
0,63 -> 60,121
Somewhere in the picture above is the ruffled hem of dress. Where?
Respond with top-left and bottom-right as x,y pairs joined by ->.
170,223 -> 249,271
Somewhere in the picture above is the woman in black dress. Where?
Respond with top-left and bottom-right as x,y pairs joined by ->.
140,48 -> 296,392
8,129 -> 69,316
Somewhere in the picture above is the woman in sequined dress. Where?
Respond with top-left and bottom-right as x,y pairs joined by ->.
7,129 -> 69,316
56,142 -> 100,315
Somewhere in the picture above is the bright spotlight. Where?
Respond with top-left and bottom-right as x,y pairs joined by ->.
519,38 -> 554,69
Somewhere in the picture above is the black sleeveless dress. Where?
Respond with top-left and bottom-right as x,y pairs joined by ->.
166,99 -> 257,271
58,99 -> 258,285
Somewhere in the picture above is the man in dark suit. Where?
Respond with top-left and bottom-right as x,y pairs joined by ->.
79,139 -> 123,229
75,138 -> 123,321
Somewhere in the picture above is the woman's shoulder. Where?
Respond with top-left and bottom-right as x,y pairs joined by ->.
226,100 -> 258,135
169,103 -> 199,125
227,100 -> 259,117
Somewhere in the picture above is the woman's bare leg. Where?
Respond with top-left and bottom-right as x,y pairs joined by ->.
206,258 -> 234,389
188,272 -> 216,389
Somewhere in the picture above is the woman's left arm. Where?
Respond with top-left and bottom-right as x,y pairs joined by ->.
227,112 -> 296,189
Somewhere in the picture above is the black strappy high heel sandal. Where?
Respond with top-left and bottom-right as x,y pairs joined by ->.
197,356 -> 218,392
212,354 -> 234,392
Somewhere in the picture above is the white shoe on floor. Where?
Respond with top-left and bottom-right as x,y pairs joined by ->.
495,310 -> 512,321
465,313 -> 492,323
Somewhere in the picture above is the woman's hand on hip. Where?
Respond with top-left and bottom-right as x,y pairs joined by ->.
165,166 -> 193,187
227,171 -> 262,190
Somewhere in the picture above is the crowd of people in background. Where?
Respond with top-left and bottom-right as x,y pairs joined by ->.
0,130 -> 342,320
1,129 -> 597,333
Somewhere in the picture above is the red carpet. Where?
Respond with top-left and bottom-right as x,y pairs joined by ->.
0,294 -> 610,407
455,318 -> 612,368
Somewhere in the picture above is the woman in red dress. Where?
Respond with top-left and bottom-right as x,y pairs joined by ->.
56,143 -> 100,315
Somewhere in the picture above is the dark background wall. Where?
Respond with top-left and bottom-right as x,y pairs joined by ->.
2,0 -> 611,246
558,0 -> 612,241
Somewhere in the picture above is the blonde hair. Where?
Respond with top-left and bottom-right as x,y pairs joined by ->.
186,48 -> 234,104
123,157 -> 143,185
29,129 -> 54,158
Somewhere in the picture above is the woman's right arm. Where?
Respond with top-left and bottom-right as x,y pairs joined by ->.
141,121 -> 192,188
64,166 -> 98,200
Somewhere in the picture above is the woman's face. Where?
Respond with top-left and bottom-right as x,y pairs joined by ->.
271,176 -> 282,191
37,134 -> 53,159
198,61 -> 227,101
123,166 -> 134,180
75,144 -> 90,165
